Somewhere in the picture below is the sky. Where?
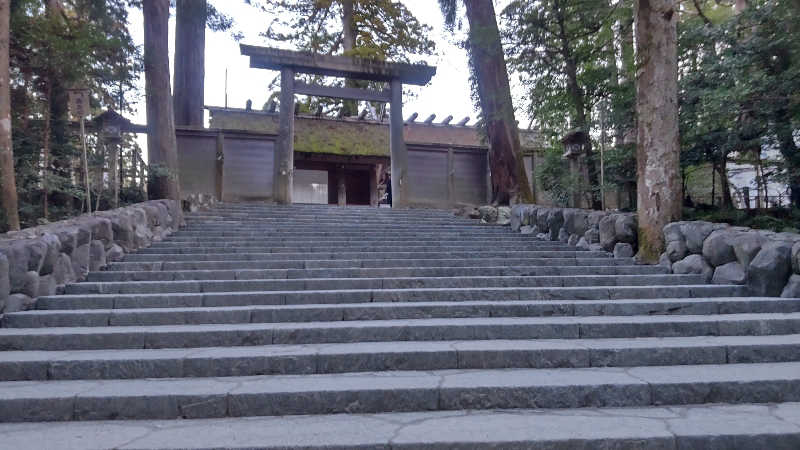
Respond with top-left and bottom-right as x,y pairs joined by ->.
126,0 -> 525,155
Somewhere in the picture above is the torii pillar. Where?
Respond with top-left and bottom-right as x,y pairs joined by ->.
389,79 -> 408,208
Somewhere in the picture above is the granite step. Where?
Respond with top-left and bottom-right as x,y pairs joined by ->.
87,264 -> 670,282
1,363 -> 800,422
104,257 -> 639,272
9,297 -> 794,328
120,250 -> 612,262
63,274 -> 706,295
0,312 -> 795,351
1,334 -> 800,381
35,285 -> 748,310
135,243 -> 576,254
3,402 -> 799,449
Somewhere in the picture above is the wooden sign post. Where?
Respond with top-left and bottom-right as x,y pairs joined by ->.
68,88 -> 91,212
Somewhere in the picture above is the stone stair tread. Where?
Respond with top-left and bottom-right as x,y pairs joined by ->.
9,297 -> 796,328
2,335 -> 800,381
65,274 -> 705,295
2,402 -> 798,449
1,312 -> 799,351
2,363 -> 800,422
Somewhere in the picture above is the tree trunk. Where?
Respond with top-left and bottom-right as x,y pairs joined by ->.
0,0 -> 19,231
341,0 -> 358,117
634,0 -> 681,263
108,140 -> 119,209
174,0 -> 206,127
144,0 -> 181,212
463,0 -> 534,205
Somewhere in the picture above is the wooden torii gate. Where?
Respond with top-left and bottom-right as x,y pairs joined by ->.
240,45 -> 436,208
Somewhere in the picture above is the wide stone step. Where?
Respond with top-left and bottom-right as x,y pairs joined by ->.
0,312 -> 792,351
1,363 -> 800,422
121,250 -> 611,262
9,297 -> 793,328
36,285 -> 748,310
2,334 -> 800,381
105,257 -> 638,272
87,264 -> 670,282
157,236 -> 547,245
64,275 -> 705,295
135,243 -> 575,254
3,402 -> 797,449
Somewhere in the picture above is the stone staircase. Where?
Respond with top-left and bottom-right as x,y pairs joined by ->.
0,203 -> 799,449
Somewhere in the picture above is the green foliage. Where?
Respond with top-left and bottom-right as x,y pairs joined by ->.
679,0 -> 800,207
535,147 -> 575,207
4,0 -> 144,231
684,207 -> 800,233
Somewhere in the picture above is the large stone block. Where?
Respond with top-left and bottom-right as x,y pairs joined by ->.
496,207 -> 511,225
37,274 -> 56,297
614,214 -> 637,245
39,233 -> 61,275
108,213 -> 135,251
2,293 -> 34,313
782,274 -> 800,298
599,216 -> 616,251
53,253 -> 76,286
510,205 -> 525,231
536,208 -> 550,232
613,243 -> 634,258
0,253 -> 8,312
25,238 -> 48,273
702,229 -> 737,267
89,240 -> 107,272
666,239 -> 688,263
1,241 -> 29,292
679,221 -> 717,254
71,243 -> 90,280
54,227 -> 79,255
563,209 -> 588,237
734,232 -> 766,268
748,241 -> 793,297
672,254 -> 713,282
793,242 -> 800,274
106,243 -> 125,262
547,209 -> 564,241
663,222 -> 684,243
21,270 -> 39,298
712,262 -> 746,285
584,228 -> 600,244
478,206 -> 497,224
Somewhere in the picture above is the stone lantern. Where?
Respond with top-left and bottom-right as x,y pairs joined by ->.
561,128 -> 588,208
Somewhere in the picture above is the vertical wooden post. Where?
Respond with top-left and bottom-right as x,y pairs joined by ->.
215,132 -> 224,201
274,67 -> 294,204
337,166 -> 347,207
485,152 -> 492,204
108,139 -> 119,209
447,147 -> 455,206
389,79 -> 408,208
369,165 -> 379,207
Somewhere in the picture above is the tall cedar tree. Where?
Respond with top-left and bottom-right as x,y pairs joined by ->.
173,0 -> 206,127
143,0 -> 180,212
635,0 -> 681,262
0,0 -> 19,230
439,0 -> 534,205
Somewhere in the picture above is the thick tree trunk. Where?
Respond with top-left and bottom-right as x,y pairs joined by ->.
463,0 -> 533,205
144,0 -> 181,211
174,0 -> 206,127
634,0 -> 681,263
0,0 -> 19,230
341,0 -> 358,117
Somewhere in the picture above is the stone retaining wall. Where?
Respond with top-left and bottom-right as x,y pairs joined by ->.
465,204 -> 800,297
663,221 -> 800,297
0,199 -> 181,313
498,205 -> 638,258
